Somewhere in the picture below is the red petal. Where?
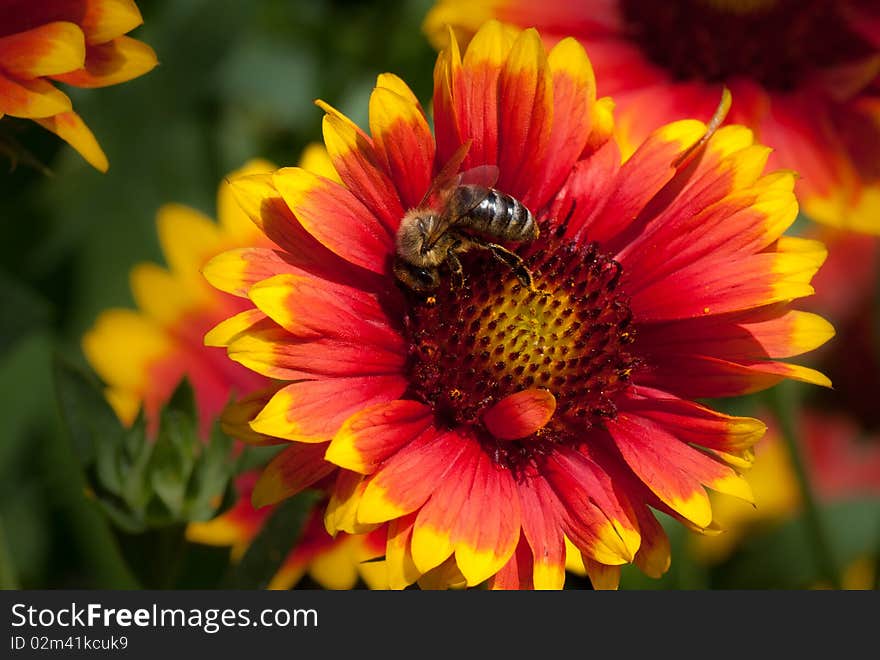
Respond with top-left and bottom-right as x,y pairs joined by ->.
250,375 -> 408,443
543,447 -> 641,565
518,476 -> 566,589
228,174 -> 375,288
248,273 -> 400,346
274,167 -> 394,275
450,447 -> 520,585
227,322 -> 406,381
368,78 -> 435,210
606,413 -> 751,527
528,37 -> 595,210
252,443 -> 336,508
482,388 -> 556,440
358,429 -> 467,523
317,101 -> 405,232
326,400 -> 434,474
496,29 -> 553,205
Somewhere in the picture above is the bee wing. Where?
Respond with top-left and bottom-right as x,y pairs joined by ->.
424,183 -> 495,249
458,164 -> 499,188
418,140 -> 473,208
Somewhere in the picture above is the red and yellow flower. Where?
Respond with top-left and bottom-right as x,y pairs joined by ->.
0,0 -> 157,171
83,152 -> 387,590
424,0 -> 880,235
206,21 -> 833,589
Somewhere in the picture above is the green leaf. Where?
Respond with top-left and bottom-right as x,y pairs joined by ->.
52,353 -> 125,467
223,490 -> 320,589
183,420 -> 237,521
149,379 -> 200,516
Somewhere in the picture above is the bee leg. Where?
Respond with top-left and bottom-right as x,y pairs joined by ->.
446,249 -> 465,289
475,239 -> 534,290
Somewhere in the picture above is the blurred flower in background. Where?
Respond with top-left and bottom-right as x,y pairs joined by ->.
0,0 -> 157,171
205,21 -> 833,589
424,0 -> 880,234
81,152 -> 388,589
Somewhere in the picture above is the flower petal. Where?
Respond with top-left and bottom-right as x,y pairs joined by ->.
488,537 -> 534,590
219,384 -> 286,446
80,0 -> 145,45
316,100 -> 404,232
34,110 -> 107,171
228,173 -> 373,285
202,248 -> 293,299
496,28 -> 553,205
247,273 -> 400,346
358,429 -> 466,524
386,512 -> 421,590
204,308 -> 266,348
326,400 -> 434,474
607,413 -> 753,528
618,171 -> 799,292
82,308 -> 171,407
0,21 -> 85,78
273,167 -> 394,274
630,237 -> 827,322
639,308 -> 836,363
226,325 -> 406,381
0,72 -> 71,117
368,77 -> 435,210
451,448 -> 521,586
632,504 -> 671,579
251,443 -> 335,508
543,448 -> 642,565
454,20 -> 518,169
584,559 -> 621,590
249,376 -> 407,443
52,35 -> 157,88
518,476 -> 566,590
622,386 -> 765,458
482,388 -> 556,440
324,471 -> 377,536
581,119 -> 707,245
528,37 -> 595,210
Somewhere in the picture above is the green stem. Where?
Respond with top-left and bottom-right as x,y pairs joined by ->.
769,381 -> 841,589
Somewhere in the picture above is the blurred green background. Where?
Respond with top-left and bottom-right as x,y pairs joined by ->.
0,0 -> 438,589
0,0 -> 878,590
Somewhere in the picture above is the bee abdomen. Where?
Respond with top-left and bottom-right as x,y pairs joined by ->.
469,188 -> 536,242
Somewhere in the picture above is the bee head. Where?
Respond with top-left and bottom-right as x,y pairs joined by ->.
396,209 -> 441,265
392,258 -> 439,292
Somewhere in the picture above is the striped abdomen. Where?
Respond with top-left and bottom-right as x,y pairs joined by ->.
452,185 -> 537,243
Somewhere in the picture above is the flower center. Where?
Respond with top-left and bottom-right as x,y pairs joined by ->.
620,0 -> 875,90
402,226 -> 638,471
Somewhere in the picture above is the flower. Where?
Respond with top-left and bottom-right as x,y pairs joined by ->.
424,0 -> 880,235
83,152 -> 387,589
207,21 -> 833,589
0,0 -> 157,171
692,410 -> 880,588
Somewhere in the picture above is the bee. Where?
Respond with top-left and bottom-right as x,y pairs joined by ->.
393,143 -> 538,293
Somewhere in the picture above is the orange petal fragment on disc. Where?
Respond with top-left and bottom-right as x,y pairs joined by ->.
482,388 -> 556,440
